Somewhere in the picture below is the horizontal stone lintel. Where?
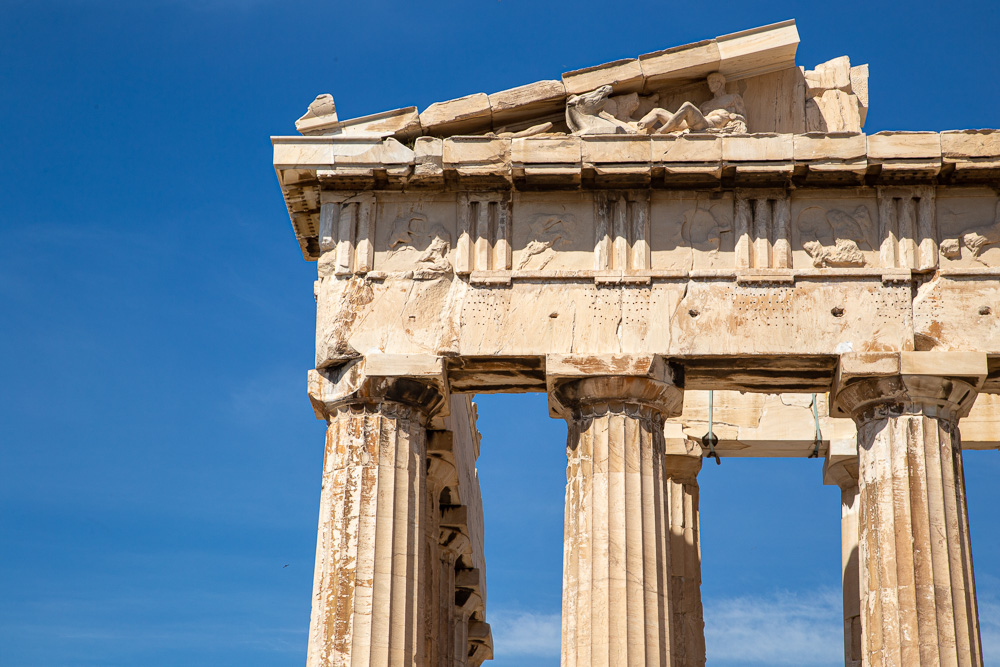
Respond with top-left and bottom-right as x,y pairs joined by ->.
274,131 -> 1000,172
275,130 -> 1000,260
273,133 -> 992,182
315,359 -> 1000,457
317,273 -> 1000,376
313,353 -> 1000,398
275,131 -> 1000,176
676,388 -> 1000,458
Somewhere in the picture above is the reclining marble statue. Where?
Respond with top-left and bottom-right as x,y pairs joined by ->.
636,72 -> 747,135
273,18 -> 1000,667
566,72 -> 747,136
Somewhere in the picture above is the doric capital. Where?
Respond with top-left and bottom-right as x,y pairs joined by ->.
546,354 -> 683,420
832,352 -> 986,424
308,354 -> 448,421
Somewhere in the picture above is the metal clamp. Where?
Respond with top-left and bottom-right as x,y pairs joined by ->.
808,393 -> 822,459
701,390 -> 722,465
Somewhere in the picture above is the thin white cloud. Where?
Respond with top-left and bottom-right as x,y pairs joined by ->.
485,588 -> 1000,665
979,598 -> 1000,659
705,589 -> 843,665
489,609 -> 561,658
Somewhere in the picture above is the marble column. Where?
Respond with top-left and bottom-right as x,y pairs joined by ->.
427,442 -> 461,667
824,452 -> 862,667
306,375 -> 444,667
554,375 -> 684,667
835,374 -> 983,667
664,449 -> 706,666
435,549 -> 458,667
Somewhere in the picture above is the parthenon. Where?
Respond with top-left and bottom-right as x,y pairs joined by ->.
273,19 -> 1000,666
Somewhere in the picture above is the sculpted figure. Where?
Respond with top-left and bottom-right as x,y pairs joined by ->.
495,121 -> 554,139
566,85 -> 635,135
636,73 -> 748,135
798,205 -> 873,268
415,228 -> 452,274
941,200 -> 1000,263
297,93 -> 337,123
387,214 -> 452,275
517,214 -> 576,270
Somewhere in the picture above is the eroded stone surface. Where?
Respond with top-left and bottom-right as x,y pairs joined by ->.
278,20 -> 999,667
836,368 -> 984,667
557,376 -> 682,666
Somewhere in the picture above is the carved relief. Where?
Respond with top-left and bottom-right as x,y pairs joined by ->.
798,205 -> 873,268
565,86 -> 634,135
512,195 -> 595,271
637,73 -> 748,135
684,203 -> 731,253
387,213 -> 453,276
567,73 -> 748,137
372,196 -> 458,275
516,214 -> 577,270
939,198 -> 1000,265
682,199 -> 733,270
649,193 -> 733,271
603,92 -> 663,124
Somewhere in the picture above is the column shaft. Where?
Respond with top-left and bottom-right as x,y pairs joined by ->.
306,401 -> 429,667
665,456 -> 706,666
841,483 -> 861,667
856,412 -> 982,666
562,401 -> 673,667
434,550 -> 456,667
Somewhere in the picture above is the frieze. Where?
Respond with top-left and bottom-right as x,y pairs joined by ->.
312,188 -> 1000,280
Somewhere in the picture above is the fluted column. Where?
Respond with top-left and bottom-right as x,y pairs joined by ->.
664,448 -> 705,666
836,371 -> 983,667
306,400 -> 430,667
825,451 -> 862,667
436,549 -> 458,667
306,366 -> 446,667
554,374 -> 683,667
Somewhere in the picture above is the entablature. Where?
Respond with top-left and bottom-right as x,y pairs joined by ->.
304,182 -> 1000,376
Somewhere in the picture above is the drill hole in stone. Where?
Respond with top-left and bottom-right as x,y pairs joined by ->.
689,309 -> 700,318
979,306 -> 992,316
831,307 -> 845,317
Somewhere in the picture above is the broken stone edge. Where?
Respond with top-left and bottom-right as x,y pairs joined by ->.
299,20 -> 801,140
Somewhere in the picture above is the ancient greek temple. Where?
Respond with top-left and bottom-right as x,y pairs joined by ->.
272,19 -> 1000,666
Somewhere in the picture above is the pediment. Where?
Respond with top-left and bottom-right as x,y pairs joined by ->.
294,20 -> 868,140
273,20 -> 1000,263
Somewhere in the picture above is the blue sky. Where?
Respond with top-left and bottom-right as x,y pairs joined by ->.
1,1 -> 999,665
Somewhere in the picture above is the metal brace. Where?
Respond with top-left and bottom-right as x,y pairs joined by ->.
702,390 -> 722,465
808,393 -> 822,459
